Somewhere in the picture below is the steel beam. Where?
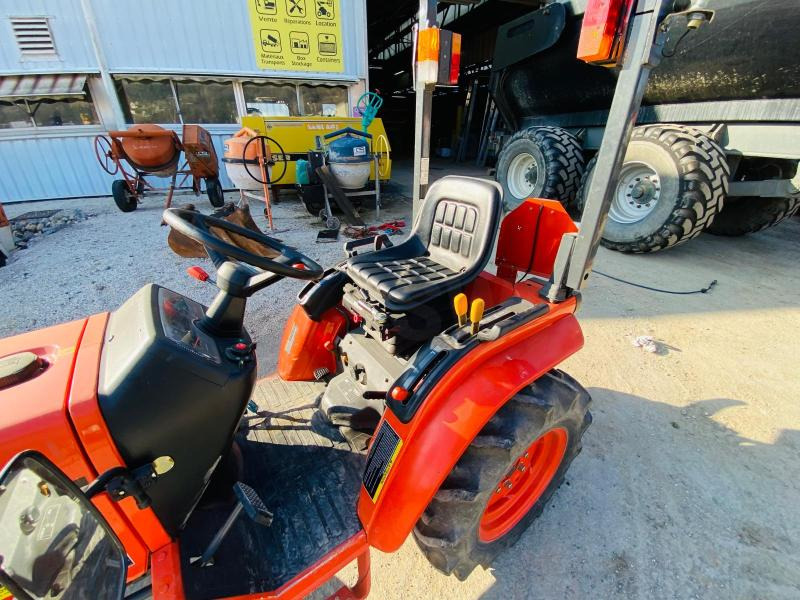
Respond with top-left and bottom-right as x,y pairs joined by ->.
412,0 -> 439,220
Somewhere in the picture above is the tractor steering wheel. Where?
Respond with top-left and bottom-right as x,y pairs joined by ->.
163,208 -> 323,281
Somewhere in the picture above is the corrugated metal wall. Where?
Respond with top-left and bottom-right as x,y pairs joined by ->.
0,127 -> 240,201
1,0 -> 368,202
91,0 -> 367,81
0,0 -> 98,73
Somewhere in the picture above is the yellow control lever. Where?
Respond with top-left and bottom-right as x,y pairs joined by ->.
454,293 -> 468,327
470,298 -> 485,335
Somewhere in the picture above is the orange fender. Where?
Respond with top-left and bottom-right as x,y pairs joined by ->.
357,299 -> 583,552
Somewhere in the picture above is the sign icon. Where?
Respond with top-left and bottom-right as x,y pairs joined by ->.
289,31 -> 310,55
315,0 -> 334,19
317,33 -> 337,56
255,0 -> 277,15
260,29 -> 282,53
285,0 -> 306,17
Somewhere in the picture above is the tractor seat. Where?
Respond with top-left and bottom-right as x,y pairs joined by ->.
341,176 -> 502,312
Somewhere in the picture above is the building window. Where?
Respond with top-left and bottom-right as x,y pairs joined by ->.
242,81 -> 298,116
115,79 -> 178,124
10,17 -> 57,60
299,84 -> 348,117
174,81 -> 237,124
0,82 -> 99,129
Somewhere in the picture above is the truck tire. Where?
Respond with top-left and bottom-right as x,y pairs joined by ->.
413,370 -> 591,580
577,124 -> 729,252
706,196 -> 800,236
112,179 -> 137,213
496,126 -> 584,212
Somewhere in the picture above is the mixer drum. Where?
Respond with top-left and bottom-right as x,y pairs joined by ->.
120,124 -> 180,176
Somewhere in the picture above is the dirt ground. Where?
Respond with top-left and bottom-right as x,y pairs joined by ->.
2,163 -> 799,599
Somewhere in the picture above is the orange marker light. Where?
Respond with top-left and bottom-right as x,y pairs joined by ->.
417,27 -> 440,84
577,0 -> 634,66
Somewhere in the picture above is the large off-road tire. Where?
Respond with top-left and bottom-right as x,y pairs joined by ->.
706,196 -> 800,236
577,124 -> 729,252
112,179 -> 137,213
496,126 -> 584,212
413,370 -> 591,580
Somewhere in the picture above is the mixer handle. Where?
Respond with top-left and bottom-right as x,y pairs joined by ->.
323,127 -> 372,140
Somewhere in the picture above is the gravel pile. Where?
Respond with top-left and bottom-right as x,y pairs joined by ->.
11,209 -> 94,248
0,190 -> 411,373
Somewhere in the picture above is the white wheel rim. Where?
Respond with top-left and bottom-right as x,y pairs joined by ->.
609,162 -> 661,224
506,153 -> 539,199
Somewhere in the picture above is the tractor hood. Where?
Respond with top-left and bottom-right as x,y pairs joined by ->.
0,318 -> 95,482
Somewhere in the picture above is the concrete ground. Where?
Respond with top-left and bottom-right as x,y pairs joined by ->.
2,160 -> 799,599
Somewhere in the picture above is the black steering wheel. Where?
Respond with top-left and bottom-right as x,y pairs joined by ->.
163,208 -> 323,281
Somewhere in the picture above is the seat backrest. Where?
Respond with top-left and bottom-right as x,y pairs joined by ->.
413,176 -> 503,273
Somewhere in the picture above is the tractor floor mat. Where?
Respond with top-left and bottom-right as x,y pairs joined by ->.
179,377 -> 366,599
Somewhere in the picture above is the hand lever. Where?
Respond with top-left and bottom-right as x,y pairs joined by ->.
470,298 -> 485,336
454,293 -> 468,327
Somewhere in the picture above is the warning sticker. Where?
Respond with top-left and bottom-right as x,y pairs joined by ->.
363,420 -> 403,502
248,0 -> 344,73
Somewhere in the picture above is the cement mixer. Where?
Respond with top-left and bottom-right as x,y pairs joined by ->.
222,127 -> 288,229
94,124 -> 223,213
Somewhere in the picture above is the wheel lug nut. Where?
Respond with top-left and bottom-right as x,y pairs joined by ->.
504,480 -> 513,489
517,464 -> 526,472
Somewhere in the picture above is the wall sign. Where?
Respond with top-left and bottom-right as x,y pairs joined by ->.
248,0 -> 344,73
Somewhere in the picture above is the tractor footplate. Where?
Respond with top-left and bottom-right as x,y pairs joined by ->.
178,377 -> 366,599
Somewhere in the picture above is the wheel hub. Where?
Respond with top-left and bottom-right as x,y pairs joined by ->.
609,162 -> 661,224
478,427 -> 568,543
507,153 -> 540,199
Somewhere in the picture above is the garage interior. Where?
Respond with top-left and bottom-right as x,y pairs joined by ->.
366,0 -> 532,164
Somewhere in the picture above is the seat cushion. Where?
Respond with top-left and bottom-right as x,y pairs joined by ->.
346,256 -> 458,310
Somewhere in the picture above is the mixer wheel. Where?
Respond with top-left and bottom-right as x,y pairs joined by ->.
112,179 -> 137,213
206,177 -> 225,208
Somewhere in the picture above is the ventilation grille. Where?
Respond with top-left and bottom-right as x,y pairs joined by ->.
11,17 -> 57,59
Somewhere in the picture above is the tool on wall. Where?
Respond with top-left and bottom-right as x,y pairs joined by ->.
94,124 -> 223,214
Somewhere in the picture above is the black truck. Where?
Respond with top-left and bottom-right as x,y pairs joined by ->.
491,0 -> 800,252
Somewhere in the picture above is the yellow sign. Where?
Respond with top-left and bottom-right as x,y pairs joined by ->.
248,0 -> 344,73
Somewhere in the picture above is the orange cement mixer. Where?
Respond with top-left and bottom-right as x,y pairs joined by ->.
95,124 -> 223,213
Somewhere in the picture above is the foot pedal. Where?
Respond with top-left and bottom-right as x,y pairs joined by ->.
234,482 -> 273,526
313,367 -> 330,381
191,482 -> 272,567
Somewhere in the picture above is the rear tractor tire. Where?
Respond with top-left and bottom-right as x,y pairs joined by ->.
706,196 -> 800,236
112,179 -> 137,213
495,126 -> 584,213
413,369 -> 591,580
577,124 -> 729,252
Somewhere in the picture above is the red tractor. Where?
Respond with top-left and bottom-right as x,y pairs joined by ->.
0,2 -> 711,599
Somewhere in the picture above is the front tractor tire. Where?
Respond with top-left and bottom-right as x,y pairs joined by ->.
577,124 -> 729,252
495,126 -> 584,212
413,370 -> 591,580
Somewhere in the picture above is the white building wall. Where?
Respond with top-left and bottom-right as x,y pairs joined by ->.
0,0 -> 369,202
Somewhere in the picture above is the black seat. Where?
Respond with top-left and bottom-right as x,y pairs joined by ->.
342,176 -> 502,312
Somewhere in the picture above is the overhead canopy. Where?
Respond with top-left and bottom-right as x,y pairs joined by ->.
0,74 -> 88,101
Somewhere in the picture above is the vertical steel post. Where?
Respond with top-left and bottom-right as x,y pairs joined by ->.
546,0 -> 670,302
412,0 -> 438,221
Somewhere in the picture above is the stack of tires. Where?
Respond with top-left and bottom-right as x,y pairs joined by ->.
496,124 -> 799,252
